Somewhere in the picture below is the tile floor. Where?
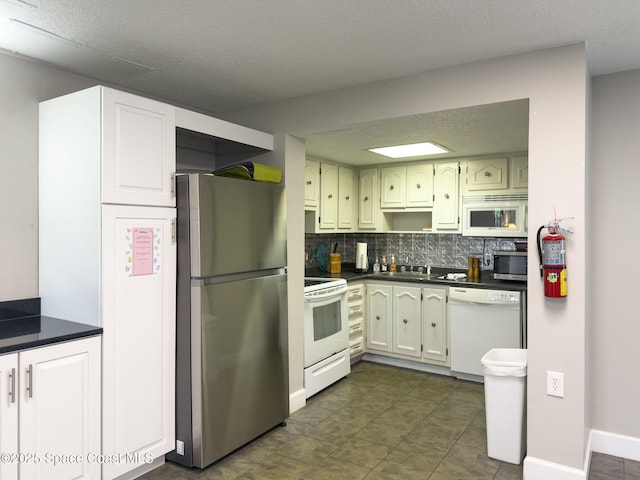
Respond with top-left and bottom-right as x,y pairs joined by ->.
139,361 -> 635,480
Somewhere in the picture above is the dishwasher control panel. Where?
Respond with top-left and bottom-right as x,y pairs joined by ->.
449,287 -> 520,305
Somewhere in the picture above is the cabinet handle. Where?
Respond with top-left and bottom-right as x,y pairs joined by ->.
376,315 -> 381,320
345,195 -> 350,200
328,194 -> 333,199
484,171 -> 491,177
431,322 -> 437,327
403,319 -> 408,324
8,367 -> 15,404
444,193 -> 450,199
364,196 -> 369,201
390,185 -> 394,190
26,364 -> 33,398
416,183 -> 421,189
306,180 -> 312,185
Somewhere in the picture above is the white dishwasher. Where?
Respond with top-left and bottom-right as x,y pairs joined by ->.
449,287 -> 522,381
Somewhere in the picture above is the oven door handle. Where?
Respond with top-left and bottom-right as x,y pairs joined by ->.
304,285 -> 348,302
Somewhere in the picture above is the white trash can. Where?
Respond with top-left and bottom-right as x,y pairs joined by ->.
481,348 -> 527,464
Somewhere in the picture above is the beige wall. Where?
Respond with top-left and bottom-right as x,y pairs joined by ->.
224,44 -> 591,472
590,70 -> 640,437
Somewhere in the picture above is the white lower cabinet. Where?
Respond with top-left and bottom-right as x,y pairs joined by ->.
347,283 -> 366,360
0,336 -> 101,480
422,287 -> 449,365
366,284 -> 393,352
365,282 -> 450,367
392,286 -> 422,358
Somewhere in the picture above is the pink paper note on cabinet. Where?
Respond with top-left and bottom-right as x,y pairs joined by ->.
132,227 -> 154,276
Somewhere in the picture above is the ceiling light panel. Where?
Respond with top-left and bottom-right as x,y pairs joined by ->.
368,141 -> 450,158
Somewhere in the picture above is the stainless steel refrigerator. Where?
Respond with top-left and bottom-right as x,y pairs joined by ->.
168,173 -> 288,468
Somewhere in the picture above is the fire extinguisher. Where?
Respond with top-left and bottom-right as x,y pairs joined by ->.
536,214 -> 574,298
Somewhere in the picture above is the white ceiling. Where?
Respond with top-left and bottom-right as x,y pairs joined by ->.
1,0 -> 638,164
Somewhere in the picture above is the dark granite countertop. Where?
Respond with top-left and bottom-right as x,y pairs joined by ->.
306,263 -> 527,292
0,298 -> 103,355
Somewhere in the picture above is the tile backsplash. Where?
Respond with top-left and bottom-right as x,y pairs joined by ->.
305,232 -> 524,271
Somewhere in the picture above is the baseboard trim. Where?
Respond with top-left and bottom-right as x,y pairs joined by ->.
289,388 -> 306,414
591,429 -> 640,462
523,456 -> 588,480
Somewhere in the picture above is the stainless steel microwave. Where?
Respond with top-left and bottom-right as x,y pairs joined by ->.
462,194 -> 528,237
493,250 -> 527,281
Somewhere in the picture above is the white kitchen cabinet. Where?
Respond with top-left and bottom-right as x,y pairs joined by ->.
347,282 -> 366,361
338,165 -> 355,229
366,283 -> 393,352
380,166 -> 406,209
358,168 -> 379,229
0,337 -> 101,480
406,163 -> 434,208
304,159 -> 320,208
39,86 -> 177,480
510,155 -> 529,189
433,161 -> 460,232
319,163 -> 339,229
101,205 -> 176,480
392,286 -> 422,358
465,158 -> 509,192
422,287 -> 449,365
0,353 -> 18,480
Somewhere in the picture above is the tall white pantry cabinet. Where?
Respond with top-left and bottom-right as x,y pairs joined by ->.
39,86 -> 177,479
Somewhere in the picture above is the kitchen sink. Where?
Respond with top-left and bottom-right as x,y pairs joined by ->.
377,271 -> 436,281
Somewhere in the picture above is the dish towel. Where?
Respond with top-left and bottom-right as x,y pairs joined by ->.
214,162 -> 282,183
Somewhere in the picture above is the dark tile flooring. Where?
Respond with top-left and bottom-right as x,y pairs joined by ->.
139,361 -> 635,480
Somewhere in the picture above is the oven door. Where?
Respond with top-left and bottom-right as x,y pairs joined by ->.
304,286 -> 349,368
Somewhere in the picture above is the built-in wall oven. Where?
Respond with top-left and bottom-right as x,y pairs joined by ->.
303,277 -> 350,397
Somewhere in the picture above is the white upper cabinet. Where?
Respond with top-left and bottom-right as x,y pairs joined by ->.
406,163 -> 434,208
380,166 -> 406,208
304,159 -> 320,208
433,161 -> 460,231
319,163 -> 339,229
337,165 -> 355,229
358,168 -> 379,229
102,88 -> 176,206
510,155 -> 529,189
465,158 -> 508,192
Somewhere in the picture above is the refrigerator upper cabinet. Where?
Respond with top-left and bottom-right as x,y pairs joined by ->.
184,174 -> 287,277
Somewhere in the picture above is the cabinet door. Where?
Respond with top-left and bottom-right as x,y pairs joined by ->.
358,168 -> 378,229
304,160 -> 320,207
319,163 -> 338,229
102,87 -> 176,207
466,158 -> 508,191
19,337 -> 101,480
510,155 -> 528,189
380,166 -> 406,208
392,286 -> 422,357
434,162 -> 460,231
102,205 -> 176,480
422,287 -> 449,364
0,354 -> 18,480
406,163 -> 434,208
366,284 -> 392,352
338,166 -> 354,229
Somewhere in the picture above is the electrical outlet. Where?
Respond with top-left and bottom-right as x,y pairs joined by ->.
176,440 -> 184,456
547,371 -> 565,398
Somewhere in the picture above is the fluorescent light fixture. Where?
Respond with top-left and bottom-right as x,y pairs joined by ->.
0,19 -> 153,81
368,141 -> 449,158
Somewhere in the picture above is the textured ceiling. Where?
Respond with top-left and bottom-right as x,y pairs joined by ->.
0,0 -> 637,164
2,0 -> 639,114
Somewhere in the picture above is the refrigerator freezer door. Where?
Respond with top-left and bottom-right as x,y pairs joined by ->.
183,174 -> 287,277
190,272 -> 289,468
